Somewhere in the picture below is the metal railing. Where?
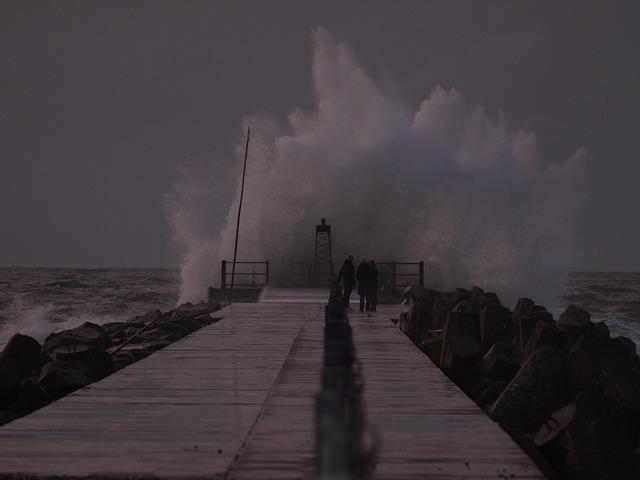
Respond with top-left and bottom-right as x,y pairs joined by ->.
219,260 -> 423,289
220,260 -> 269,288
280,261 -> 315,287
376,261 -> 424,288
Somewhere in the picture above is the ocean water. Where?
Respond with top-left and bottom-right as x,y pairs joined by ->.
0,268 -> 178,344
560,271 -> 640,347
0,268 -> 638,349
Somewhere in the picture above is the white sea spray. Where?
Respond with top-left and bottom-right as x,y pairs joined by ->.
166,28 -> 586,306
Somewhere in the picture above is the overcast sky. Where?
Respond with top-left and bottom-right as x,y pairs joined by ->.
1,1 -> 638,270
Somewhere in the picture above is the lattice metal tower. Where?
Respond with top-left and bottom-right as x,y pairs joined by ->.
313,218 -> 333,286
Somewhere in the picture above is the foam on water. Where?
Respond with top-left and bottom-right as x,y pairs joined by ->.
0,299 -> 55,344
0,298 -> 117,346
0,268 -> 178,346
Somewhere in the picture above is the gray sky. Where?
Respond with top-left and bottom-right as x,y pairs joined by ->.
1,0 -> 638,270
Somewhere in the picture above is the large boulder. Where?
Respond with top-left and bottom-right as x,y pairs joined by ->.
470,286 -> 485,299
44,322 -> 112,353
8,378 -> 51,416
558,304 -> 592,328
523,321 -> 565,361
111,348 -> 151,372
479,304 -> 511,352
517,311 -> 553,351
477,381 -> 509,408
39,361 -> 90,396
101,322 -> 133,344
461,286 -> 487,313
192,313 -> 219,328
613,336 -> 637,357
134,309 -> 163,324
146,308 -> 215,337
439,311 -> 482,387
556,304 -> 595,352
451,288 -> 471,304
451,299 -> 477,313
514,297 -> 535,319
442,311 -> 481,342
54,345 -> 113,382
593,321 -> 610,337
440,334 -> 481,389
483,342 -> 521,382
400,290 -> 435,342
0,359 -> 21,404
101,321 -> 130,334
120,324 -> 148,344
417,330 -> 442,363
568,330 -> 640,415
490,346 -> 573,436
0,334 -> 43,378
173,314 -> 204,334
0,410 -> 18,427
431,294 -> 451,330
561,394 -> 639,480
481,291 -> 501,306
565,418 -> 639,479
398,311 -> 410,335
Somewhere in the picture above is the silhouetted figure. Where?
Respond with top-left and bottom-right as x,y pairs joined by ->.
337,255 -> 355,308
356,257 -> 374,312
369,259 -> 379,312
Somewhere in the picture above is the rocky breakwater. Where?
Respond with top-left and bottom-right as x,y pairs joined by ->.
0,302 -> 221,427
398,286 -> 640,479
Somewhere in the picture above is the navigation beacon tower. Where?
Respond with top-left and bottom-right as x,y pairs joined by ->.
313,218 -> 333,286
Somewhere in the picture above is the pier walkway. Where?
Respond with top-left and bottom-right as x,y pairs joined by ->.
0,290 -> 543,479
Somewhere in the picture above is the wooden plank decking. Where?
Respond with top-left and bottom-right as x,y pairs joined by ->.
226,308 -> 323,479
0,291 -> 543,479
0,302 -> 323,479
350,305 -> 543,479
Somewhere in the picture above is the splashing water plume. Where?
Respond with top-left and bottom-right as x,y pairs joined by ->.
166,28 -> 585,306
0,297 -> 115,347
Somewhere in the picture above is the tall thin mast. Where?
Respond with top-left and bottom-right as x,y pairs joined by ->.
229,126 -> 250,305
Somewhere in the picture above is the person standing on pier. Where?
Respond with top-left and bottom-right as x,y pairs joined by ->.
369,259 -> 379,312
337,255 -> 356,309
356,257 -> 373,312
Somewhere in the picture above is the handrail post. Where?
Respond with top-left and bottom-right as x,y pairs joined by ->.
221,260 -> 227,289
265,261 -> 270,286
419,261 -> 424,288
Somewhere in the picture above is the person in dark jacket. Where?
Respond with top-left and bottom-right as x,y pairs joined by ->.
356,257 -> 373,312
337,255 -> 355,308
368,259 -> 379,312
